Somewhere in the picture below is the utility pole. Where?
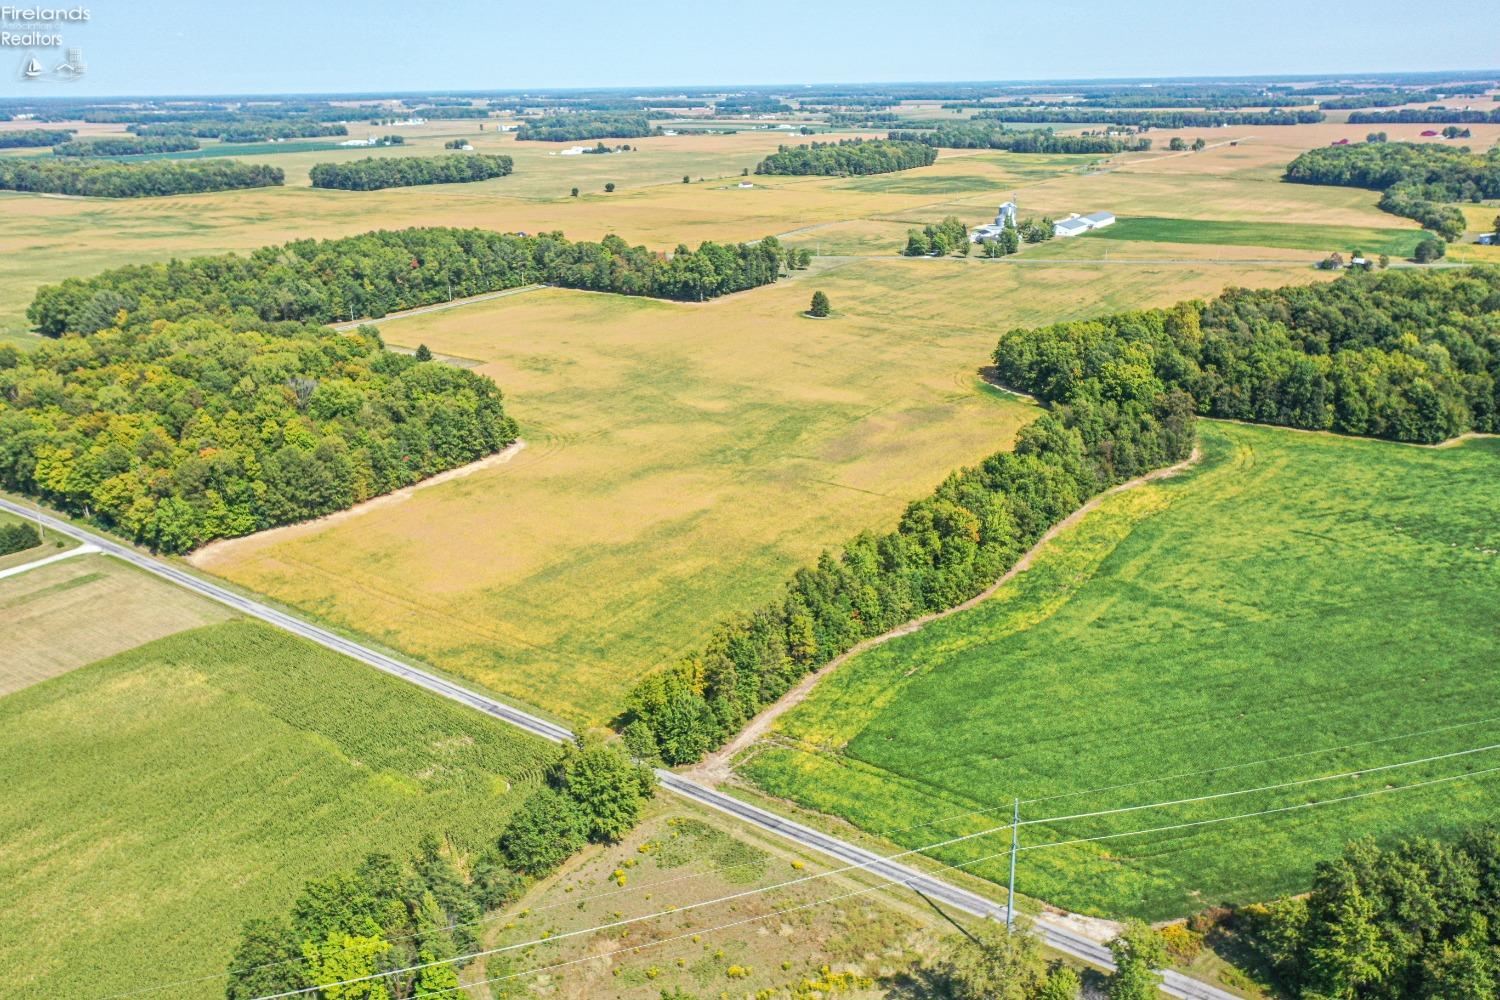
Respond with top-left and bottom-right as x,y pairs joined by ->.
1006,797 -> 1019,931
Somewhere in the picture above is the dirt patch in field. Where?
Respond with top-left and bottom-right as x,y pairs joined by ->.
189,440 -> 525,568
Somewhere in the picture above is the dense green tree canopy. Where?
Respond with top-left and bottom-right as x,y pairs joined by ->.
308,154 -> 513,191
514,113 -> 658,141
0,127 -> 75,148
993,268 -> 1500,444
29,228 -> 788,339
0,322 -> 518,552
973,107 -> 1323,127
53,135 -> 200,156
1284,143 -> 1499,240
890,125 -> 1150,154
0,158 -> 283,197
755,138 -> 937,176
1242,830 -> 1500,999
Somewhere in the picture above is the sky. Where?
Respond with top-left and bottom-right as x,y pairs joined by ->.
2,0 -> 1496,98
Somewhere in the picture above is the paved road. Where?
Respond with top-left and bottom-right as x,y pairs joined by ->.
0,494 -> 1235,1000
658,773 -> 1232,1000
0,496 -> 573,744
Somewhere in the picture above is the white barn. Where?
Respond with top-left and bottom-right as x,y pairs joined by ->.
1054,211 -> 1117,237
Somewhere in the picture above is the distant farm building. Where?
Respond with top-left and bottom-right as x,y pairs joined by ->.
1421,129 -> 1440,137
970,200 -> 1020,243
1054,211 -> 1116,238
1478,233 -> 1496,246
559,146 -> 587,156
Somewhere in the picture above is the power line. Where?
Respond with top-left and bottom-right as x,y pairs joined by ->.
260,760 -> 1500,1000
243,744 -> 1500,1000
1018,763 -> 1500,855
91,846 -> 791,1000
877,714 -> 1500,838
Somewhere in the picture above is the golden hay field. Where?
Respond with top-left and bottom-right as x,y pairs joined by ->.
195,252 -> 1327,723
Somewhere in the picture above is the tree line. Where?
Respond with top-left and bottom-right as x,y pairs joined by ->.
1229,829 -> 1500,999
619,373 -> 1195,764
224,735 -> 653,1000
0,521 -> 41,556
754,138 -> 938,176
1348,108 -> 1500,125
1283,142 -> 1499,240
28,227 -> 792,341
514,113 -> 658,141
889,125 -> 1151,154
0,127 -> 74,148
992,267 -> 1500,445
132,119 -> 351,141
972,107 -> 1324,127
0,158 -> 284,197
52,134 -> 201,156
308,154 -> 514,191
0,320 -> 518,553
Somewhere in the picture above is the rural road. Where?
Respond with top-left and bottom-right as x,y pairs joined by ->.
0,494 -> 1236,1000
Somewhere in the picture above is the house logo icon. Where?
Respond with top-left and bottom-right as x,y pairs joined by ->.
19,47 -> 85,82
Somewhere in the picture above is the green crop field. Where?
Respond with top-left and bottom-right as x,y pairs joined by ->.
0,618 -> 555,999
738,421 -> 1500,921
1084,215 -> 1428,255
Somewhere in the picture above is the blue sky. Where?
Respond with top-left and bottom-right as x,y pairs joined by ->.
3,0 -> 1496,97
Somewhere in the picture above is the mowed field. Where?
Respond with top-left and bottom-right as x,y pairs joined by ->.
194,254 -> 1328,723
0,552 -> 230,695
737,421 -> 1500,921
0,617 -> 556,999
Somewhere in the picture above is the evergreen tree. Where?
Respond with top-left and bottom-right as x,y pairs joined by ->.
414,343 -> 433,362
808,290 -> 831,317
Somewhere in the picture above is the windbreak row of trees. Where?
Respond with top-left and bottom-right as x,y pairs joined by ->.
1348,107 -> 1500,125
52,134 -> 200,156
972,107 -> 1324,127
993,268 -> 1500,445
0,158 -> 284,197
889,125 -> 1150,154
225,736 -> 653,1000
1284,142 -> 1500,239
754,138 -> 938,176
308,154 -> 513,190
0,321 -> 518,553
0,127 -> 74,148
514,113 -> 658,141
620,380 -> 1196,764
28,227 -> 791,339
1234,830 -> 1500,1000
132,118 -> 351,141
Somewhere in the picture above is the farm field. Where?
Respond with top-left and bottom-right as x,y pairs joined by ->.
736,421 -> 1500,921
0,552 -> 230,695
8,118 -> 1479,349
194,255 -> 1324,723
0,617 -> 556,999
1082,215 -> 1429,256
